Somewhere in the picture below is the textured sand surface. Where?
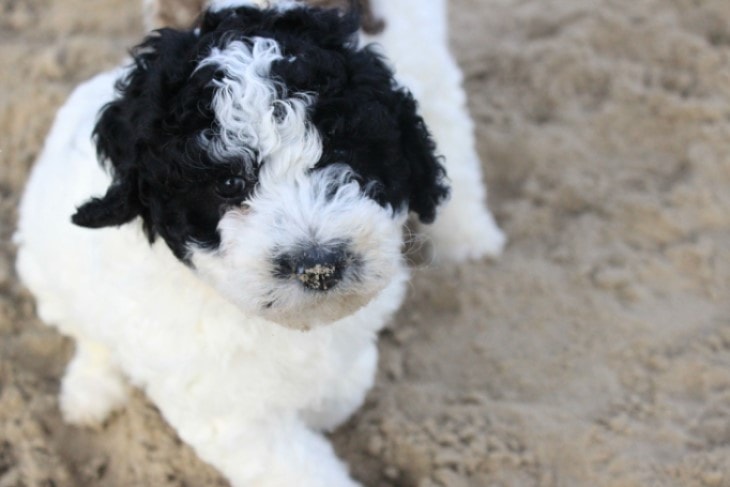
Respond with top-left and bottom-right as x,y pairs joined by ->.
1,0 -> 730,486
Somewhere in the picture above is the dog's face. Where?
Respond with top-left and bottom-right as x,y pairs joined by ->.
72,3 -> 448,329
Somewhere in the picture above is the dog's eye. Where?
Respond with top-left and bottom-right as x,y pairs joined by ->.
215,177 -> 247,199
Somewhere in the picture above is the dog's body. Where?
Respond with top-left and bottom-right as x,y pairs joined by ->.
15,1 -> 503,485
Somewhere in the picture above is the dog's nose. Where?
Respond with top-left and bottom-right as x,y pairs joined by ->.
274,245 -> 349,291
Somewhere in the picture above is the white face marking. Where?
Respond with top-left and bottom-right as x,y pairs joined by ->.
191,166 -> 407,329
190,38 -> 407,329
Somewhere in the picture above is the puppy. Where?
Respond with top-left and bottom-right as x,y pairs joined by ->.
15,0 -> 504,485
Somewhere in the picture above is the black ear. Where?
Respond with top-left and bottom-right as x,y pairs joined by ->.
397,90 -> 450,224
71,43 -> 151,230
72,176 -> 141,228
72,28 -> 196,231
72,93 -> 143,229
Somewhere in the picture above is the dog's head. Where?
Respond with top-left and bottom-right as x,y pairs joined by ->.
72,2 -> 449,329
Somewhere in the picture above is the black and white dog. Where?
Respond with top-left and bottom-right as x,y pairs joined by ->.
15,0 -> 504,485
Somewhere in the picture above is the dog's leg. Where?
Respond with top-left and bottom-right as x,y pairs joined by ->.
365,0 -> 506,262
418,96 -> 507,262
59,340 -> 129,426
167,412 -> 361,486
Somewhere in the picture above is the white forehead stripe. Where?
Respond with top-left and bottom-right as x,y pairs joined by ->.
197,37 -> 321,174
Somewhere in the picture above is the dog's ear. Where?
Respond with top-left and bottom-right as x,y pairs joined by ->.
71,174 -> 141,228
396,90 -> 450,224
72,92 -> 144,229
72,29 -> 197,231
71,49 -> 153,230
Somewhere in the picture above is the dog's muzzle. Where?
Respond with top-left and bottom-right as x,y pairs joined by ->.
273,243 -> 352,291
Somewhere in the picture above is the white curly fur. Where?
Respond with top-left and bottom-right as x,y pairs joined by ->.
15,0 -> 505,486
197,37 -> 320,168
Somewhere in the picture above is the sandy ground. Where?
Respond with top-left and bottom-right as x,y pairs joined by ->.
2,0 -> 730,486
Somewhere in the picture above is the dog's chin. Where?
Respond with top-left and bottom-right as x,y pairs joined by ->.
254,290 -> 378,331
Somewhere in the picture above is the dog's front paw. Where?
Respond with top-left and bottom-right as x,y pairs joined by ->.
60,366 -> 128,426
425,204 -> 506,262
59,345 -> 128,426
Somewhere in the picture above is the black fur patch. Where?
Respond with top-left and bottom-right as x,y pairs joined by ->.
73,4 -> 449,261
